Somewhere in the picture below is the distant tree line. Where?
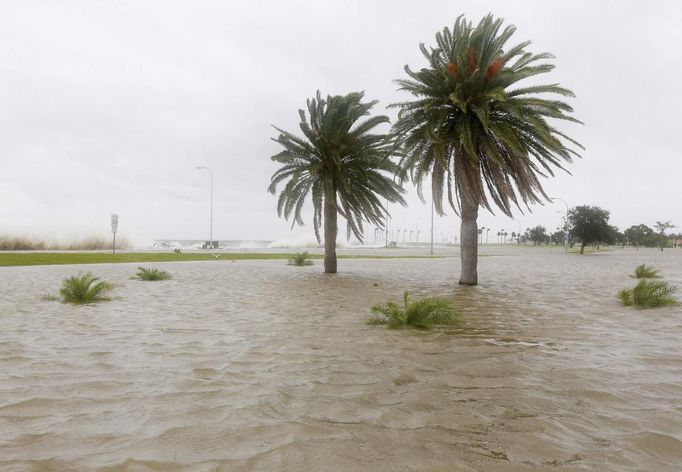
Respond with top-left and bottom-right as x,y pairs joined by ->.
515,206 -> 677,253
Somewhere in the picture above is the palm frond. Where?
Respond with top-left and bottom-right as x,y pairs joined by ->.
618,279 -> 678,308
391,15 -> 582,215
269,91 -> 407,246
368,291 -> 462,330
134,267 -> 172,281
58,272 -> 113,304
631,264 -> 660,279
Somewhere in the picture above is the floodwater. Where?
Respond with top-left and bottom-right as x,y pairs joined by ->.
1,248 -> 681,471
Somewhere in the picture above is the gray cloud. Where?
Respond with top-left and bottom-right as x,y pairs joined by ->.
1,0 -> 680,245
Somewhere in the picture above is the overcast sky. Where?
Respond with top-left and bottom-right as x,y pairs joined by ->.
1,0 -> 680,246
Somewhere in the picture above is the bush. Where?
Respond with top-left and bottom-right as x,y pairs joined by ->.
368,291 -> 462,329
632,264 -> 660,279
134,267 -> 172,281
288,251 -> 314,266
618,279 -> 678,308
58,272 -> 113,304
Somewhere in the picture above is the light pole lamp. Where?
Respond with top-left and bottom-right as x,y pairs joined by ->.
551,197 -> 570,248
430,197 -> 434,255
384,198 -> 389,247
196,166 -> 214,248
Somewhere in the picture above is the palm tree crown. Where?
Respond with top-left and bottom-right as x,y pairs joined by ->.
268,91 -> 405,243
391,14 -> 583,216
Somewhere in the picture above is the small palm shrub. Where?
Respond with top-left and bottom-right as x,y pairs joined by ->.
134,267 -> 172,281
368,291 -> 462,329
59,272 -> 113,304
618,279 -> 678,308
288,252 -> 314,266
632,264 -> 660,279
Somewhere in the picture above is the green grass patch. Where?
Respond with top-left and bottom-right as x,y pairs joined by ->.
618,279 -> 678,308
339,254 -> 448,259
0,252 -> 446,267
631,264 -> 660,279
0,252 -> 291,266
134,267 -> 172,281
368,291 -> 462,330
55,272 -> 114,304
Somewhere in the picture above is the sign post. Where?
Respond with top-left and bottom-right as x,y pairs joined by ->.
111,214 -> 119,255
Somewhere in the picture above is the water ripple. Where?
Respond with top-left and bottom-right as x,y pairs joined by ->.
1,249 -> 681,470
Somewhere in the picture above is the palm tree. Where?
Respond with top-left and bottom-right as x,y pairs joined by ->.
654,221 -> 675,251
268,91 -> 406,273
391,15 -> 582,285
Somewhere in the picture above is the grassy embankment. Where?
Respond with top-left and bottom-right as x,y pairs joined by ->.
0,252 -> 444,267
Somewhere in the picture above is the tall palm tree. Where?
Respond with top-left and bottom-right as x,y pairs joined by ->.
392,15 -> 582,285
654,221 -> 675,251
268,91 -> 406,273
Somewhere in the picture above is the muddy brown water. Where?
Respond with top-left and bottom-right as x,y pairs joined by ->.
1,248 -> 681,471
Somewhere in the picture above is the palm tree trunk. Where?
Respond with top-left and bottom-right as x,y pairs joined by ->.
323,194 -> 338,273
580,241 -> 586,254
459,198 -> 478,285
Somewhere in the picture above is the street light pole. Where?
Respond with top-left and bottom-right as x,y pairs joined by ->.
196,166 -> 213,248
430,197 -> 434,255
551,197 -> 570,250
385,198 -> 389,247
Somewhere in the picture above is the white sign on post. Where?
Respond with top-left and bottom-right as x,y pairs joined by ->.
111,214 -> 119,255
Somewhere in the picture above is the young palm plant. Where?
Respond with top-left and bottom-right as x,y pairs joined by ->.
269,91 -> 406,273
631,264 -> 660,279
59,272 -> 113,304
368,291 -> 462,329
618,279 -> 678,308
391,15 -> 582,285
288,251 -> 314,266
134,267 -> 172,281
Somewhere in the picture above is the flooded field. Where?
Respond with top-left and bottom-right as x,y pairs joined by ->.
1,248 -> 681,471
